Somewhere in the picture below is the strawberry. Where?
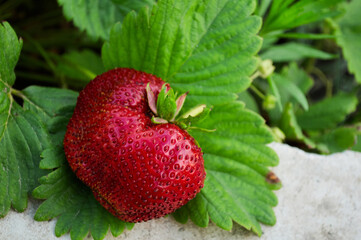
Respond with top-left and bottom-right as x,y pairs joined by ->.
64,68 -> 207,222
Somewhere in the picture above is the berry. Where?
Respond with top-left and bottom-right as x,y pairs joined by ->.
64,68 -> 206,222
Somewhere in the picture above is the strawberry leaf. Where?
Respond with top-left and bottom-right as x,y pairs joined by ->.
58,0 -> 155,40
102,0 -> 262,109
101,0 -> 279,235
335,0 -> 361,83
260,42 -> 337,62
33,156 -> 133,240
33,0 -> 279,238
0,22 -> 22,87
21,86 -> 78,145
238,91 -> 259,113
0,22 -> 52,216
21,86 -> 78,124
19,86 -> 132,240
261,0 -> 343,35
268,62 -> 313,123
314,127 -> 358,154
279,103 -> 316,149
56,50 -> 105,86
33,107 -> 134,240
180,102 -> 280,235
0,104 -> 51,216
296,92 -> 358,131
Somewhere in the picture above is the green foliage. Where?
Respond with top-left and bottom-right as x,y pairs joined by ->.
261,43 -> 337,62
181,102 -> 280,236
316,127 -> 358,154
23,89 -> 134,239
266,63 -> 312,123
21,86 -> 78,145
261,0 -> 343,35
259,61 -> 359,154
297,93 -> 357,131
275,33 -> 336,40
56,50 -> 105,85
2,0 -> 361,239
102,0 -> 262,109
238,91 -> 260,113
30,0 -> 280,238
258,0 -> 343,63
263,64 -> 308,116
102,1 -> 280,234
0,22 -> 22,86
58,0 -> 155,40
278,63 -> 314,97
279,103 -> 315,149
259,59 -> 358,154
22,86 -> 78,123
267,77 -> 283,111
33,145 -> 134,240
335,0 -> 361,83
0,104 -> 51,216
0,22 -> 51,216
249,42 -> 360,154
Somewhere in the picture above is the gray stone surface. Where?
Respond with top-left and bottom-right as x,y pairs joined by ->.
1,143 -> 360,240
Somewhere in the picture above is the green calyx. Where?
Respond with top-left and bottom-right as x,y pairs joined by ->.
146,83 -> 214,131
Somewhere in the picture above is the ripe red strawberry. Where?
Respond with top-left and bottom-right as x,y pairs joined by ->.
64,68 -> 206,222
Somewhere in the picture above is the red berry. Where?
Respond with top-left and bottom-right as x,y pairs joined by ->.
64,68 -> 206,222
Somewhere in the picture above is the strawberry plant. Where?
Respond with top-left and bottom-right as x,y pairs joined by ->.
1,0 -> 361,239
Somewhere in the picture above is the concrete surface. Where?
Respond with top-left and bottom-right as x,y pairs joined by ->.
1,143 -> 360,240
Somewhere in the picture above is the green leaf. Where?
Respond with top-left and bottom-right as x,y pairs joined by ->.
0,22 -> 51,216
40,146 -> 66,169
21,86 -> 78,145
102,0 -> 262,109
262,0 -> 343,35
238,91 -> 259,113
335,0 -> 361,83
33,107 -> 132,240
34,0 -> 278,237
22,86 -> 78,123
297,92 -> 358,131
185,193 -> 209,228
315,127 -> 357,154
58,0 -> 155,40
255,0 -> 272,16
268,63 -> 313,123
33,165 -> 131,240
172,207 -> 189,224
276,32 -> 336,40
279,103 -> 316,149
0,22 -> 22,87
261,42 -> 337,62
101,0 -> 278,235
173,102 -> 280,236
267,76 -> 282,111
56,50 -> 105,85
280,62 -> 314,95
272,73 -> 309,111
0,21 -> 22,142
0,104 -> 51,216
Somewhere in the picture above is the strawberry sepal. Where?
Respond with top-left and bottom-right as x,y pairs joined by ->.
147,83 -> 214,132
